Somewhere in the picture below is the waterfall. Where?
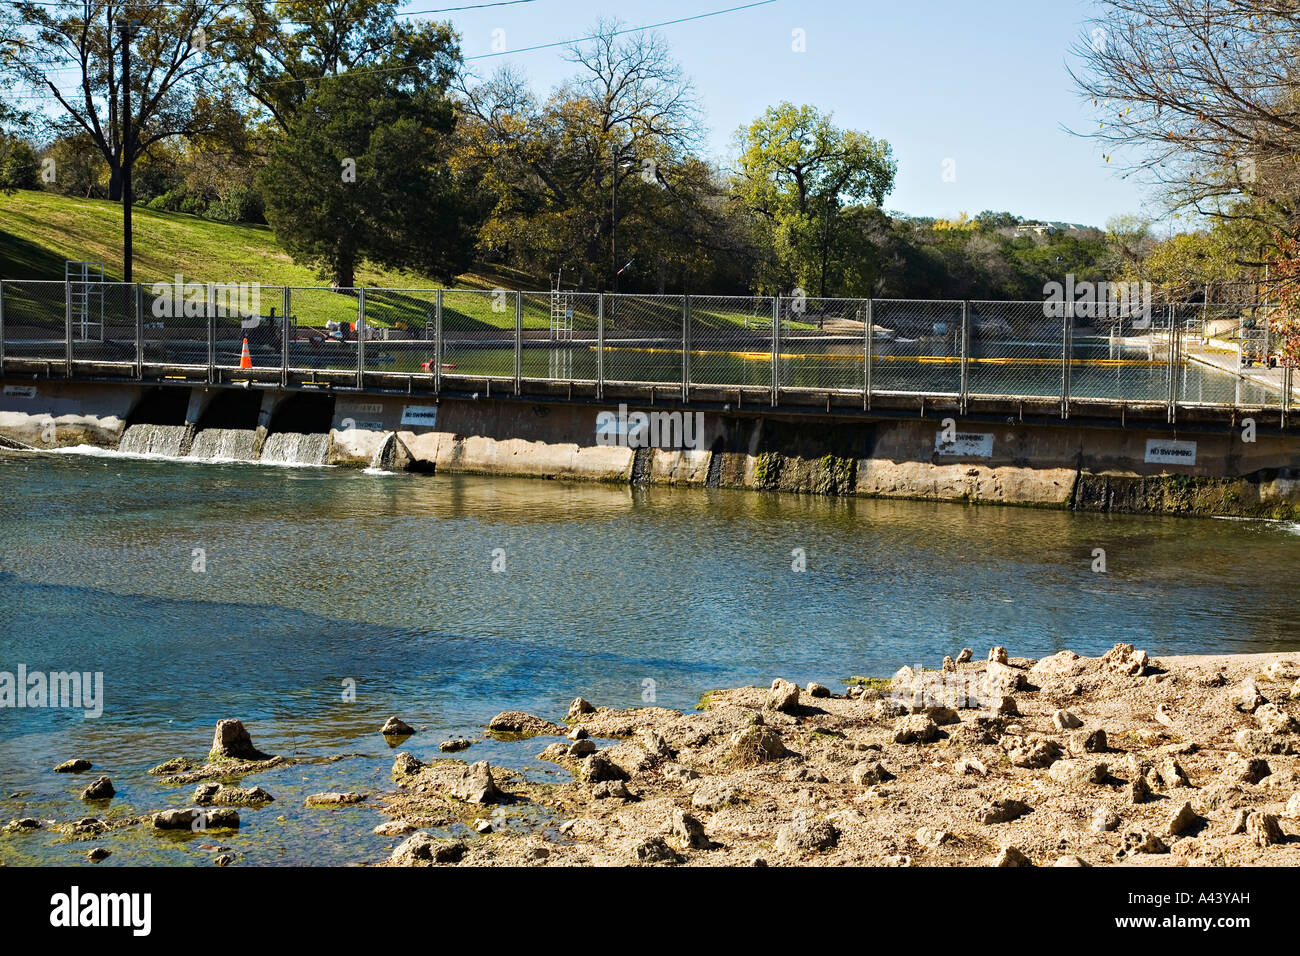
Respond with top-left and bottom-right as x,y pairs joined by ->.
189,428 -> 259,461
369,432 -> 395,470
117,423 -> 189,457
260,431 -> 331,466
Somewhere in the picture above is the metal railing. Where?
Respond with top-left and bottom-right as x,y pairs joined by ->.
0,280 -> 1293,417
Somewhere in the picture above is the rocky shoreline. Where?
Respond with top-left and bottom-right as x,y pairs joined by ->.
8,647 -> 1300,867
377,646 -> 1300,866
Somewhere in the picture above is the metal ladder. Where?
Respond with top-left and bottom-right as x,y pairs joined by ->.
65,260 -> 106,342
549,273 -> 574,378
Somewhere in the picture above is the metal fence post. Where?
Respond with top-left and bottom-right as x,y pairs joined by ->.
434,289 -> 443,393
514,291 -> 522,394
682,294 -> 690,403
1167,304 -> 1177,422
64,279 -> 73,375
771,296 -> 779,406
864,298 -> 873,410
357,288 -> 366,389
207,290 -> 216,383
0,280 -> 6,376
281,286 -> 290,386
134,283 -> 143,380
1061,298 -> 1071,419
596,293 -> 604,400
960,300 -> 970,413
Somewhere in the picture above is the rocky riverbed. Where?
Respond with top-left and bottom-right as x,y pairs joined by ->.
378,645 -> 1300,866
8,646 -> 1300,867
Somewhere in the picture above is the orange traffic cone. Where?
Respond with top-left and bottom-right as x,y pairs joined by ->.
239,337 -> 253,369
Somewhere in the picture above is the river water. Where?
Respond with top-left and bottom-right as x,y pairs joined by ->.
2,450 -> 1299,865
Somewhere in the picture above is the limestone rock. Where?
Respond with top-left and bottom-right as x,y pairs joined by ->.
152,807 -> 239,830
691,779 -> 741,810
892,714 -> 939,744
1091,807 -> 1120,832
993,846 -> 1032,867
1070,729 -> 1108,754
1255,703 -> 1298,735
54,759 -> 92,774
633,836 -> 683,864
1053,709 -> 1084,730
373,820 -> 415,836
1030,650 -> 1081,679
1237,679 -> 1266,713
566,697 -> 595,721
488,711 -> 561,737
641,730 -> 674,759
380,716 -> 414,737
210,719 -> 270,761
956,648 -> 974,663
304,792 -> 365,807
729,724 -> 791,765
79,776 -> 114,800
806,682 -> 831,698
1166,801 -> 1203,837
976,798 -> 1031,825
776,815 -> 839,854
1054,855 -> 1089,867
764,678 -> 801,713
592,780 -> 632,800
1006,736 -> 1061,769
1048,759 -> 1108,787
390,832 -> 466,865
671,809 -> 712,849
194,783 -> 273,806
1235,729 -> 1296,755
850,761 -> 896,785
392,752 -> 422,777
1123,829 -> 1168,855
1246,812 -> 1284,847
451,761 -> 502,803
439,739 -> 472,753
988,646 -> 1009,665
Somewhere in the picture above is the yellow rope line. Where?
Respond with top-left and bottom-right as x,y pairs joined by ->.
594,346 -> 1169,367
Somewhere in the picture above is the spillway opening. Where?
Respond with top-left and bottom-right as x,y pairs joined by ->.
195,389 -> 263,431
125,387 -> 190,427
268,393 -> 336,434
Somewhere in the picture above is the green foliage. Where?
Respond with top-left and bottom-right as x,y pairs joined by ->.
0,132 -> 37,193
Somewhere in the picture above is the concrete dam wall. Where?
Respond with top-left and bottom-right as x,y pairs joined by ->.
3,377 -> 1300,518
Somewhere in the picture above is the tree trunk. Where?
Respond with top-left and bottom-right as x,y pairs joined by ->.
334,249 -> 356,290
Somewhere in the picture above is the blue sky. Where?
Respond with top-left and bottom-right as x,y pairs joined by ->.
432,0 -> 1155,228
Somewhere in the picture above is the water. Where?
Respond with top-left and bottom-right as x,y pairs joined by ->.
260,432 -> 331,466
3,450 -> 1300,866
188,428 -> 258,462
117,424 -> 188,457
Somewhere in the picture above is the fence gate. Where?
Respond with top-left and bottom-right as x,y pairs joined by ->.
65,260 -> 105,343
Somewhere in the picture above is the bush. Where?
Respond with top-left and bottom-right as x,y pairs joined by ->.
209,186 -> 265,224
0,135 -> 40,192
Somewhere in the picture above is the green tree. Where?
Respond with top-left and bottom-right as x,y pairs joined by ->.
732,102 -> 896,297
259,68 -> 473,287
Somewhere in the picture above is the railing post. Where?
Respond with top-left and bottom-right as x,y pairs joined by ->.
771,296 -> 779,406
64,279 -> 73,376
596,293 -> 604,400
134,283 -> 143,380
281,286 -> 290,387
0,280 -> 7,375
1166,304 -> 1176,423
960,300 -> 970,413
682,294 -> 690,403
1061,298 -> 1071,419
864,297 -> 873,410
207,288 -> 216,383
434,289 -> 443,393
357,288 -> 366,389
514,291 -> 522,394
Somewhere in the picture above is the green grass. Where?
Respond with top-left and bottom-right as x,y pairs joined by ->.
0,189 -> 816,332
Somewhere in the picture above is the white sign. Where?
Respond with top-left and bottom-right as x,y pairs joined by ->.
2,385 -> 36,399
340,402 -> 383,414
935,431 -> 994,458
1144,438 -> 1196,466
400,405 -> 438,428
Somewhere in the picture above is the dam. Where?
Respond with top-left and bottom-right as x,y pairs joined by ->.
1,281 -> 1298,516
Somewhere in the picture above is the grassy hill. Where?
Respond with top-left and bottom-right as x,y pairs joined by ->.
0,189 -> 799,332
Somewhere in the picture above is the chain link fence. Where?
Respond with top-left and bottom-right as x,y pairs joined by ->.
869,300 -> 964,397
6,282 -> 1299,412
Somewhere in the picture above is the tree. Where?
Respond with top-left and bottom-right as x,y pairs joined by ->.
258,59 -> 474,286
732,102 -> 896,296
7,1 -> 242,202
0,132 -> 38,193
453,21 -> 715,291
1071,0 -> 1300,265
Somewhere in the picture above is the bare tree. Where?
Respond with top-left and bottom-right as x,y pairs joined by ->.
1070,0 -> 1300,254
7,0 -> 240,200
